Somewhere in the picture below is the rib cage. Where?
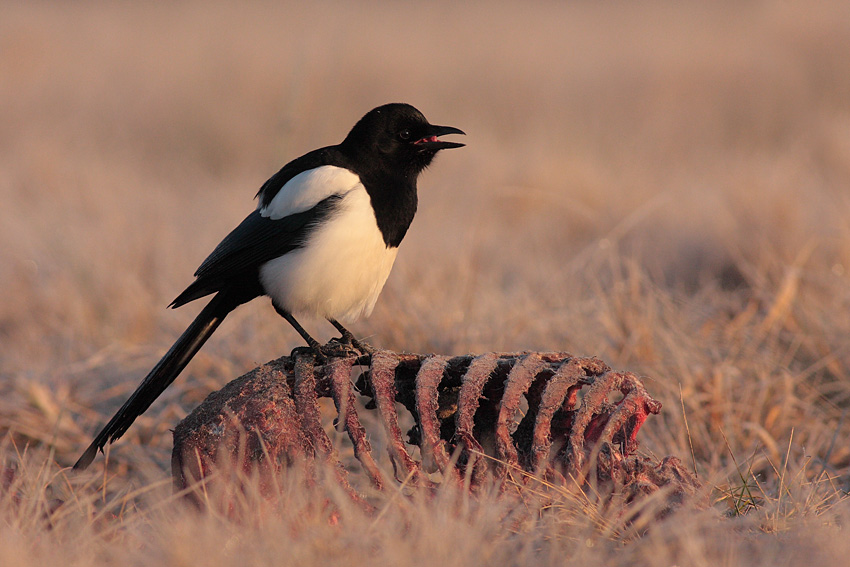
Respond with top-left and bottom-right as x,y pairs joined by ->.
173,349 -> 665,502
172,351 -> 668,510
359,351 -> 660,488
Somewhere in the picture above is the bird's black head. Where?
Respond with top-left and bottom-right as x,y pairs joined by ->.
341,103 -> 465,177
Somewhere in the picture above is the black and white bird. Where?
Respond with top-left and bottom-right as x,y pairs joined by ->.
74,103 -> 465,470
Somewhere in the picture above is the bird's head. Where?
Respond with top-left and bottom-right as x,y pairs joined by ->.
342,103 -> 465,176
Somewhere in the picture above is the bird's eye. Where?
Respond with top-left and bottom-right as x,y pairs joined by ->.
398,129 -> 411,140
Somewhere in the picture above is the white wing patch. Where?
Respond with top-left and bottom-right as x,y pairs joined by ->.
259,165 -> 362,220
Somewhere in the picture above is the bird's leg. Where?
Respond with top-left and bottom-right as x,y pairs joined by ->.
272,303 -> 326,362
328,318 -> 374,354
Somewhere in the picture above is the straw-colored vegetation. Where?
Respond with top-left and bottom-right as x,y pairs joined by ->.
2,1 -> 849,565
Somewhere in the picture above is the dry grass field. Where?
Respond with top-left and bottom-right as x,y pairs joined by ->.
2,1 -> 850,565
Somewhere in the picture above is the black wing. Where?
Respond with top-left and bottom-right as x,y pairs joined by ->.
170,195 -> 342,308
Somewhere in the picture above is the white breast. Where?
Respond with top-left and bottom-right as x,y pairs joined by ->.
258,184 -> 398,323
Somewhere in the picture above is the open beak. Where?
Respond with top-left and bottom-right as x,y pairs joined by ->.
414,124 -> 466,150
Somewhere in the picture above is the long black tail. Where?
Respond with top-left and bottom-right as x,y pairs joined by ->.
74,291 -> 240,470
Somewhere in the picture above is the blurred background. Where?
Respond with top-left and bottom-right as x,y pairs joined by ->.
1,1 -> 849,484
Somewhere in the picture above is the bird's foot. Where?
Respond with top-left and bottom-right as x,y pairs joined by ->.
322,338 -> 366,359
331,327 -> 373,354
333,333 -> 375,357
292,338 -> 373,365
348,336 -> 375,355
326,319 -> 374,356
291,345 -> 326,365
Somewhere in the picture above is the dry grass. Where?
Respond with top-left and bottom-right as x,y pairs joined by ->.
2,1 -> 850,565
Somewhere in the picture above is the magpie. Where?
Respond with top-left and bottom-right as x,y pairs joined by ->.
73,103 -> 465,470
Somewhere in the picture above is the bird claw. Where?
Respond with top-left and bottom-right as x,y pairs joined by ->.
328,330 -> 375,355
290,345 -> 326,364
323,338 -> 366,359
348,337 -> 375,355
292,339 -> 372,365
